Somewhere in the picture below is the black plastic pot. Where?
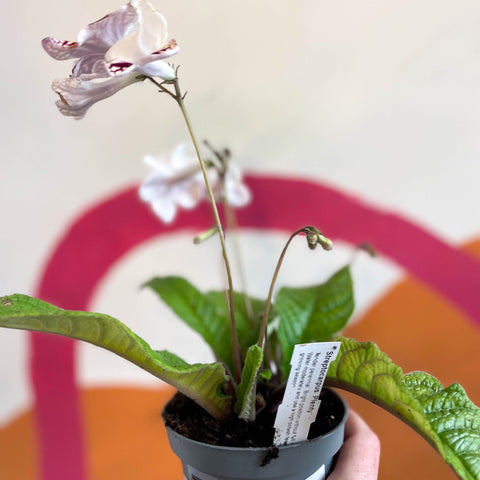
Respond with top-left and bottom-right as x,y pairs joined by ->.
164,390 -> 347,480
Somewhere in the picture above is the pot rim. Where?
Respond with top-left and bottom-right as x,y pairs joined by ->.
164,388 -> 348,453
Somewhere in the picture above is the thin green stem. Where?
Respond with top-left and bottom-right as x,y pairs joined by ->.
171,78 -> 242,383
202,140 -> 254,325
257,226 -> 332,348
146,76 -> 177,100
222,183 -> 255,327
257,227 -> 306,348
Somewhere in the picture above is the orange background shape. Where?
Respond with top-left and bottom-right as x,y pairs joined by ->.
81,387 -> 182,480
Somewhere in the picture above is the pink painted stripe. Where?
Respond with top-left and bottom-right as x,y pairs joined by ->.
31,185 -> 214,480
30,174 -> 480,479
29,334 -> 81,480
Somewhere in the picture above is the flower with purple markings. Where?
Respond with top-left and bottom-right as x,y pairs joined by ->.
42,0 -> 178,118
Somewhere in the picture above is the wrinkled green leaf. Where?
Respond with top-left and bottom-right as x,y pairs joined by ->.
0,294 -> 233,419
144,276 -> 268,371
327,337 -> 480,480
234,344 -> 263,421
276,266 -> 354,377
405,372 -> 480,480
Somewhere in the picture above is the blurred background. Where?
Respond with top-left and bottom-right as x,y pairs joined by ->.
1,0 -> 480,478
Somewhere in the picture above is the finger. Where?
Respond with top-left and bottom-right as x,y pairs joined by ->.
328,410 -> 380,480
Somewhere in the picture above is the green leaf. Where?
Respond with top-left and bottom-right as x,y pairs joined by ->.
259,369 -> 272,381
327,337 -> 480,480
275,266 -> 354,377
204,291 -> 272,355
0,294 -> 233,420
234,344 -> 263,422
145,276 -> 267,371
405,372 -> 480,480
144,277 -> 232,367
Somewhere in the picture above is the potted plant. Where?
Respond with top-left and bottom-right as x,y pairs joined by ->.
1,1 -> 479,479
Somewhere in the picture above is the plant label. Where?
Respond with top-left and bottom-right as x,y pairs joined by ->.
185,464 -> 325,480
305,464 -> 326,480
273,341 -> 341,446
186,466 -> 218,480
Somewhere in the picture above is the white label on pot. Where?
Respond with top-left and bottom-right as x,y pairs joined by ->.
273,342 -> 340,446
305,464 -> 326,480
186,466 -> 218,480
184,465 -> 325,480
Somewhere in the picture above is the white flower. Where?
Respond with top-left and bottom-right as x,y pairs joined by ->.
139,144 -> 208,223
214,162 -> 252,207
139,144 -> 251,223
42,0 -> 178,118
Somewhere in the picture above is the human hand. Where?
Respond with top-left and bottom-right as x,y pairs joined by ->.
328,410 -> 380,480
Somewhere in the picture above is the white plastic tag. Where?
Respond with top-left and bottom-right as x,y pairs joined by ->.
305,464 -> 326,480
273,342 -> 340,446
185,464 -> 325,480
186,466 -> 218,480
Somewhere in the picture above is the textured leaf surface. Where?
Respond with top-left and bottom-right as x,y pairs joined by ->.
276,266 -> 354,377
145,276 -> 267,371
0,294 -> 232,419
327,337 -> 480,480
234,344 -> 263,421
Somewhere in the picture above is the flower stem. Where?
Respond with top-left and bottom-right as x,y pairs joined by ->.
203,141 -> 254,327
257,226 -> 332,348
172,78 -> 242,383
223,196 -> 255,326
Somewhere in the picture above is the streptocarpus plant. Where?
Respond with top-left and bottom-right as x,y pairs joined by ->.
1,1 -> 479,479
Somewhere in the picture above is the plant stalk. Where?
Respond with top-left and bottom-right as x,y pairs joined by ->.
222,185 -> 255,327
171,78 -> 242,382
203,140 -> 254,325
257,226 -> 331,348
257,227 -> 306,347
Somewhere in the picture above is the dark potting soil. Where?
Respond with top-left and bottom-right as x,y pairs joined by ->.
162,388 -> 344,448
